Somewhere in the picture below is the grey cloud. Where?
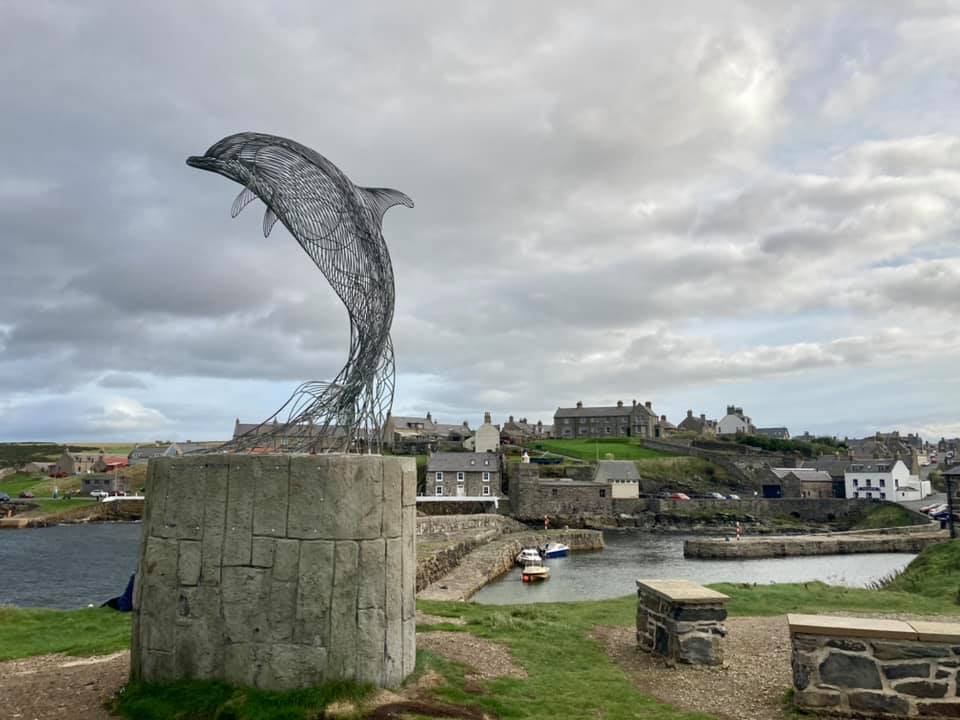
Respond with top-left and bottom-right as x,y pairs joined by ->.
97,373 -> 148,389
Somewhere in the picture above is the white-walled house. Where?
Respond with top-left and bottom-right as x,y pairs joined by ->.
593,460 -> 640,499
717,405 -> 756,436
844,459 -> 931,502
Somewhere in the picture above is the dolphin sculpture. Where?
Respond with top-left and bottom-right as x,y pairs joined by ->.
187,132 -> 413,453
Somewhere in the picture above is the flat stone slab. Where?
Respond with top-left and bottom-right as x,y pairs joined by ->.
787,614 -> 917,640
636,579 -> 730,605
907,621 -> 960,643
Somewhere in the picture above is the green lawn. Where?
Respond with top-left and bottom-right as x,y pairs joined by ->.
0,607 -> 132,661
851,503 -> 923,530
0,473 -> 42,497
10,541 -> 960,720
533,438 -> 675,462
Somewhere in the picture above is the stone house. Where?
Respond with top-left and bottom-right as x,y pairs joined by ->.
93,455 -> 129,473
382,413 -> 471,451
469,412 -> 501,454
500,416 -> 551,445
510,464 -> 612,521
677,410 -> 718,436
593,460 -> 640,499
427,452 -> 501,498
80,473 -> 127,495
844,459 -> 930,502
717,406 -> 756,436
55,449 -> 105,475
128,444 -> 174,466
554,399 -> 661,439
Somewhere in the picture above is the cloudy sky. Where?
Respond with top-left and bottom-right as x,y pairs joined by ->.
2,1 -> 959,443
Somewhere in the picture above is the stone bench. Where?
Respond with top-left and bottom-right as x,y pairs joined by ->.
789,614 -> 960,717
636,579 -> 730,665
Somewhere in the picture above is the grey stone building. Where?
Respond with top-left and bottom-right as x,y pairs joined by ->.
427,452 -> 501,498
553,399 -> 661,439
677,410 -> 718,435
510,464 -> 612,521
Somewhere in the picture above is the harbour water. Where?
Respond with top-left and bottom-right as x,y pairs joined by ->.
1,524 -> 918,610
1,522 -> 142,609
472,530 -> 918,605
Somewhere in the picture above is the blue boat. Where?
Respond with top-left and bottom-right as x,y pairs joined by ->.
542,542 -> 569,559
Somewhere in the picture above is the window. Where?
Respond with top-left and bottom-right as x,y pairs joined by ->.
599,489 -> 607,497
482,471 -> 490,481
435,471 -> 443,481
483,459 -> 489,466
865,479 -> 871,487
551,488 -> 558,496
880,492 -> 886,499
435,485 -> 443,496
457,472 -> 464,481
895,479 -> 899,488
470,459 -> 475,465
852,478 -> 858,486
482,485 -> 490,496
879,479 -> 885,487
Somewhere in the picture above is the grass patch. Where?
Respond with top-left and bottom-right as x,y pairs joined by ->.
18,497 -> 97,515
0,473 -> 42,496
633,456 -> 740,493
0,607 -> 132,661
534,438 -> 674,462
852,503 -> 922,530
884,539 -> 960,600
113,679 -> 375,720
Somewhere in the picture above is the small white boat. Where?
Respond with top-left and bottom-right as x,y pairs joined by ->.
521,564 -> 550,582
542,542 -> 569,559
516,548 -> 542,565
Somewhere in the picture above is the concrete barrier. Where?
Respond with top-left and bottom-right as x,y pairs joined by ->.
131,454 -> 416,690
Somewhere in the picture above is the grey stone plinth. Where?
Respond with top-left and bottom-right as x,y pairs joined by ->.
131,454 -> 416,690
635,579 -> 729,666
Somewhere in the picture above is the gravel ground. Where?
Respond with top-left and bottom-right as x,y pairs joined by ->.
417,631 -> 527,679
594,617 -> 793,720
0,650 -> 128,720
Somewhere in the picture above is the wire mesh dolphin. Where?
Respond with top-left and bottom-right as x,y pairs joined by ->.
187,132 -> 413,453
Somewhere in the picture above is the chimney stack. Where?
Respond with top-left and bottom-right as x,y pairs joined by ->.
645,401 -> 652,409
700,413 -> 706,421
660,415 -> 667,422
576,401 -> 583,409
632,399 -> 637,407
426,412 -> 432,422
483,411 -> 491,425
509,415 -> 514,423
687,410 -> 693,418
617,400 -> 623,408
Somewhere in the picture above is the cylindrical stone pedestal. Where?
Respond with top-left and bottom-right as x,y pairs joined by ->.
130,454 -> 417,690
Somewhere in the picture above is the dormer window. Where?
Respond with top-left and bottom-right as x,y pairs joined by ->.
470,459 -> 475,465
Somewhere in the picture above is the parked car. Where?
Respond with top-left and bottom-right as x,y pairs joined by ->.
49,471 -> 68,478
109,490 -> 126,497
707,492 -> 726,500
89,489 -> 110,498
727,493 -> 741,500
18,491 -> 34,499
925,504 -> 949,515
669,492 -> 691,501
0,492 -> 10,503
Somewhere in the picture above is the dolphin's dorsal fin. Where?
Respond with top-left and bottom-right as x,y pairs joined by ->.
359,187 -> 414,223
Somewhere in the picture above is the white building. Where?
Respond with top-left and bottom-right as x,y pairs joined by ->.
470,411 -> 501,454
717,405 -> 755,436
593,460 -> 640,499
844,459 -> 931,502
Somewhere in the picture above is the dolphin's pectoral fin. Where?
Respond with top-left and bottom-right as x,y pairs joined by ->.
359,187 -> 414,224
263,207 -> 279,237
231,186 -> 258,218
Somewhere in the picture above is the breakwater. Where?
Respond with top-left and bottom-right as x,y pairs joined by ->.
684,528 -> 946,559
0,499 -> 144,528
418,528 -> 603,601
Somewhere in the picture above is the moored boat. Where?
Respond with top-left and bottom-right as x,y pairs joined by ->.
516,547 -> 542,565
521,564 -> 550,582
542,542 -> 569,558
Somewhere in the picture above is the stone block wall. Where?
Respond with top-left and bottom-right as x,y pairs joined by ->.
636,579 -> 730,666
790,614 -> 960,717
131,454 -> 416,690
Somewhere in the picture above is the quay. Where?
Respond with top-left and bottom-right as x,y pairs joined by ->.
684,526 -> 947,559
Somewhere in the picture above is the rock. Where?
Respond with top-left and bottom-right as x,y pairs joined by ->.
848,691 -> 910,715
826,639 -> 866,652
918,701 -> 960,717
884,663 -> 932,680
873,642 -> 951,660
894,680 -> 948,698
794,690 -> 840,707
672,606 -> 727,622
819,652 -> 882,689
678,635 -> 721,666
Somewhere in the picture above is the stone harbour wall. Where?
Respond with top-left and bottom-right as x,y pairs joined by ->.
131,454 -> 417,690
636,580 -> 730,666
416,514 -> 525,536
790,614 -> 960,717
685,530 -> 944,559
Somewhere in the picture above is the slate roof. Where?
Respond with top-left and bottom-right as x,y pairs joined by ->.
555,405 -> 633,418
757,427 -> 790,439
801,456 -> 854,478
128,445 -> 171,459
846,458 -> 902,473
594,460 -> 641,483
427,452 -> 500,473
771,467 -> 833,483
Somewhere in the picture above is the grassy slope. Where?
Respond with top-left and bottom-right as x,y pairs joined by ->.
0,607 -> 132,661
851,503 -> 921,530
534,438 -> 675,461
885,539 -> 960,599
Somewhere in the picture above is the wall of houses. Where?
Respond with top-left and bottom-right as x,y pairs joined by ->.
510,466 -> 612,521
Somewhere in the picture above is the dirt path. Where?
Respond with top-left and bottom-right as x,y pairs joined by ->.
0,650 -> 128,720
